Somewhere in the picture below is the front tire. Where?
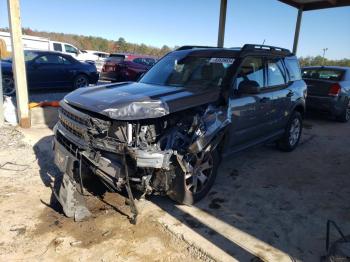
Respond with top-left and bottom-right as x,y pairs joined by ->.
278,111 -> 302,152
2,75 -> 15,96
168,148 -> 220,205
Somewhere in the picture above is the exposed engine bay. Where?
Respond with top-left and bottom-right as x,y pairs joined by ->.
53,100 -> 229,223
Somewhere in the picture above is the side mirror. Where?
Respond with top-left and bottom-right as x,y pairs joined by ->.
237,80 -> 260,95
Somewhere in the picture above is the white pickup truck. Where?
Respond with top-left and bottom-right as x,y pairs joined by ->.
0,31 -> 106,71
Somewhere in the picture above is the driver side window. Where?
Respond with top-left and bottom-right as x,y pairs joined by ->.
235,57 -> 264,92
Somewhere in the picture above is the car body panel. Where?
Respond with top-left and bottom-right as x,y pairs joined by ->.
1,50 -> 99,90
100,54 -> 156,82
302,66 -> 350,116
64,82 -> 220,120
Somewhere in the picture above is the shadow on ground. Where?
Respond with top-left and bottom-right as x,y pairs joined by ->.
149,115 -> 350,262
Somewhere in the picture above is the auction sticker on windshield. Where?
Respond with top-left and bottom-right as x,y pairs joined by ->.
209,58 -> 235,64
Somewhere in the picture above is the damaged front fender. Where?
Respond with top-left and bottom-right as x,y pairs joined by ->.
188,106 -> 230,154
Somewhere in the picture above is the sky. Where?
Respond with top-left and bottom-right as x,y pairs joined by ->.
0,0 -> 349,59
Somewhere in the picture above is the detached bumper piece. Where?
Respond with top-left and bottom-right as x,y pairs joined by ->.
53,135 -> 139,224
53,140 -> 91,221
54,173 -> 91,222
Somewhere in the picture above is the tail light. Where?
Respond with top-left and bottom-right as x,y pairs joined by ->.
328,83 -> 341,97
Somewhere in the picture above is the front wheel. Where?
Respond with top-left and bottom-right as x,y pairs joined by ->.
2,75 -> 15,96
73,74 -> 89,89
168,148 -> 220,205
278,111 -> 302,152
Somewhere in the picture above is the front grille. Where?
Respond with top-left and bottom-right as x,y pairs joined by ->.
57,101 -> 127,154
59,114 -> 85,139
56,130 -> 79,156
60,106 -> 89,126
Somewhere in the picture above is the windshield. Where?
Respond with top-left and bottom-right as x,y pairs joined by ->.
140,52 -> 234,89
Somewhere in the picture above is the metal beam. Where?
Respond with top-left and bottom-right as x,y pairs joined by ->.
7,0 -> 30,128
292,7 -> 303,55
217,0 -> 227,48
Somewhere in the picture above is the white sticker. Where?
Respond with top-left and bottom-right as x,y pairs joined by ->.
209,58 -> 235,64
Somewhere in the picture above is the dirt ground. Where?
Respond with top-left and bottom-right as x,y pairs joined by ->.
0,126 -> 201,262
155,114 -> 350,262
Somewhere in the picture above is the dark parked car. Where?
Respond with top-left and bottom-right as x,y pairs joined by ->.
100,53 -> 156,82
1,50 -> 99,96
53,44 -> 306,220
302,66 -> 350,122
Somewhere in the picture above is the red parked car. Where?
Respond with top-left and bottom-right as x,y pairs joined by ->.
100,53 -> 157,82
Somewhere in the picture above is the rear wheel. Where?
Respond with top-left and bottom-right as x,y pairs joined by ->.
278,111 -> 302,152
336,100 -> 350,123
168,148 -> 220,205
73,74 -> 89,89
2,75 -> 15,96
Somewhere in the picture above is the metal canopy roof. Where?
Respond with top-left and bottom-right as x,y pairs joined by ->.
279,0 -> 350,11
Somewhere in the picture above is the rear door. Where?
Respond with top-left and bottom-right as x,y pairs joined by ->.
263,57 -> 292,131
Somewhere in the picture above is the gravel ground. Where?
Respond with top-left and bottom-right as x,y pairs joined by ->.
0,125 -> 201,262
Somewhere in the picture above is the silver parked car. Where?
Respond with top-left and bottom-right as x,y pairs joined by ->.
302,66 -> 350,122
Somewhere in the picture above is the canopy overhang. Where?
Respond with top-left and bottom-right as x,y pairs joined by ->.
278,0 -> 350,11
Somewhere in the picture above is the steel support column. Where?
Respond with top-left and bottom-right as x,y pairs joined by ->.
292,7 -> 303,54
217,0 -> 227,48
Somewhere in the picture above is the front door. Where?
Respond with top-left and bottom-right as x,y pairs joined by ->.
227,56 -> 274,150
27,54 -> 70,89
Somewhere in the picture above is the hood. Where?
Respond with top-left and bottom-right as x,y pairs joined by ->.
64,82 -> 220,120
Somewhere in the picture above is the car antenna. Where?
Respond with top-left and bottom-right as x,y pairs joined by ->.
261,39 -> 266,46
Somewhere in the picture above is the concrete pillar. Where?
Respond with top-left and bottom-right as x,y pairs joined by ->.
217,0 -> 227,48
292,7 -> 303,55
7,0 -> 30,128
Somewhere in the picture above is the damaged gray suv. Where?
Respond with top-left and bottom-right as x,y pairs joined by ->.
53,44 -> 306,219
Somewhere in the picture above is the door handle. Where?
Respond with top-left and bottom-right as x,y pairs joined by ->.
260,97 -> 270,103
287,91 -> 294,97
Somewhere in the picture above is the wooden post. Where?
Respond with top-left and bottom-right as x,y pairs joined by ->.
217,0 -> 227,48
0,61 -> 4,126
7,0 -> 30,128
292,7 -> 303,55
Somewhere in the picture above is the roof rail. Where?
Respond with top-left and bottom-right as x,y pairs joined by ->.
241,44 -> 292,55
176,45 -> 216,51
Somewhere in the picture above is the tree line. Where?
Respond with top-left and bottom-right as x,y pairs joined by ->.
1,27 -> 349,66
1,27 -> 174,57
298,56 -> 350,67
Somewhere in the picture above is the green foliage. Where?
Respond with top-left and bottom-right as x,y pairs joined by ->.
0,27 -> 173,57
299,56 -> 350,67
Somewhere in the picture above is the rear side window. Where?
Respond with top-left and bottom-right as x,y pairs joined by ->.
285,58 -> 302,81
302,68 -> 345,81
236,57 -> 264,89
65,44 -> 78,54
267,58 -> 286,87
53,43 -> 62,52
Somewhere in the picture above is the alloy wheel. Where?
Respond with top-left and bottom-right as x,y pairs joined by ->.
289,118 -> 301,146
2,76 -> 15,96
75,76 -> 89,88
185,151 -> 214,194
